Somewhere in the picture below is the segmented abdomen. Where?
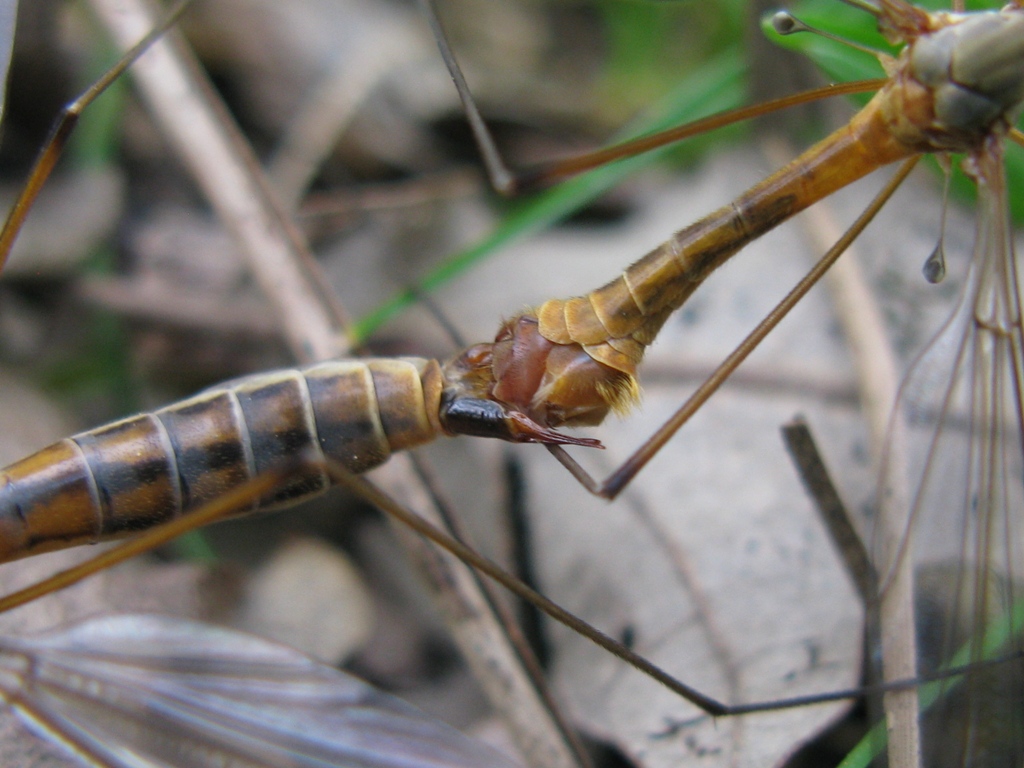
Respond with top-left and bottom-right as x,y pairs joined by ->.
0,358 -> 444,562
536,91 -> 915,379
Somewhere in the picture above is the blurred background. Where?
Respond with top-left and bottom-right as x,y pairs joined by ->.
0,1 -> 994,766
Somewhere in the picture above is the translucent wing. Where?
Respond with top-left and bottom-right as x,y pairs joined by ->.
0,614 -> 520,768
878,144 -> 1024,764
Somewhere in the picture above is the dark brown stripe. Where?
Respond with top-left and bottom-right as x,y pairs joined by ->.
233,373 -> 329,507
157,390 -> 252,514
305,362 -> 391,474
73,415 -> 180,536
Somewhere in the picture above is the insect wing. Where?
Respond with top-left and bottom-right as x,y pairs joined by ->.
0,614 -> 520,768
878,146 -> 1024,764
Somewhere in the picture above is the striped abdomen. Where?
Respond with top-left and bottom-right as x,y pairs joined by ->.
0,358 -> 444,562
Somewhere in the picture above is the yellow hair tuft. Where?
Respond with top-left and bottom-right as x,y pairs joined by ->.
597,374 -> 641,416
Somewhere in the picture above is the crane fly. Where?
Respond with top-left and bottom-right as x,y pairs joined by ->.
0,0 -> 1021,766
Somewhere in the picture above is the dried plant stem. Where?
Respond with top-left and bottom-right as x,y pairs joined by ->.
86,0 -> 348,363
762,136 -> 921,767
373,455 -> 591,768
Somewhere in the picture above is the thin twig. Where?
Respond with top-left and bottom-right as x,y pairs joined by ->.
782,418 -> 878,606
372,455 -> 591,768
761,136 -> 921,768
87,0 -> 349,363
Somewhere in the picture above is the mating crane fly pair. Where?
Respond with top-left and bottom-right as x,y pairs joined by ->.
5,0 -> 1023,549
0,0 -> 1022,766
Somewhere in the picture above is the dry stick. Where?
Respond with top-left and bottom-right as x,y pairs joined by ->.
782,419 -> 878,608
405,450 -> 561,697
374,455 -> 594,768
397,276 -> 588,764
86,0 -> 349,363
402,275 -> 590,765
763,136 -> 920,768
84,3 -> 584,765
780,417 -> 886,758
